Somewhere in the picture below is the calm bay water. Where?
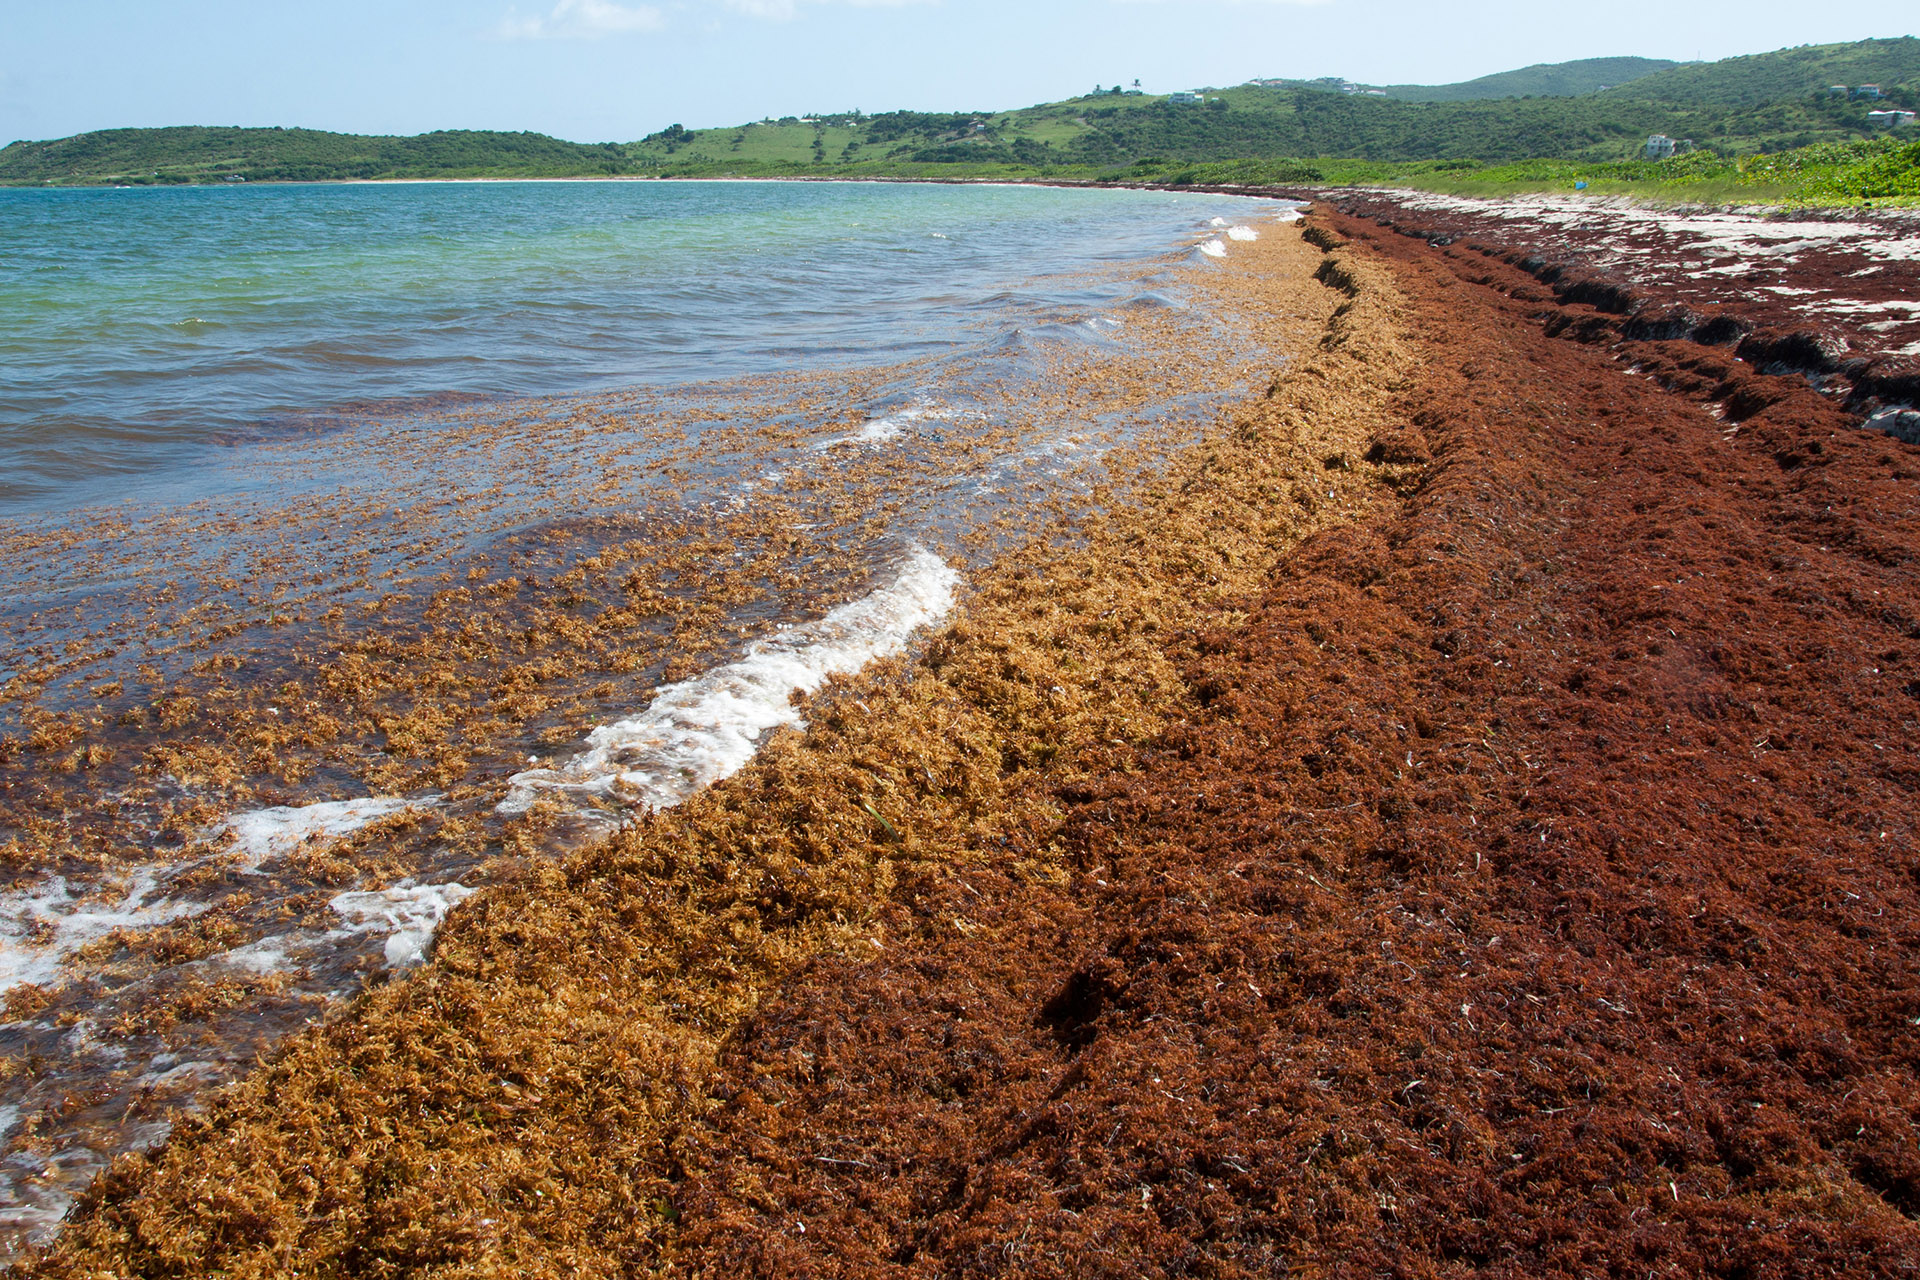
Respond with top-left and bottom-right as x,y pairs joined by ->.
0,179 -> 1283,513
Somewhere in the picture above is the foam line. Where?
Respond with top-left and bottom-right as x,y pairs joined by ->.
819,401 -> 977,449
221,796 -> 439,869
0,871 -> 202,993
0,796 -> 439,994
329,882 -> 478,969
499,545 -> 960,821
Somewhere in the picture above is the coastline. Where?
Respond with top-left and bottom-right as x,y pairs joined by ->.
10,197 -> 1920,1275
40,170 -> 1915,217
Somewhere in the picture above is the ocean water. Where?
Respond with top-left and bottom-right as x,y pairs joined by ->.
0,178 -> 1297,1250
0,179 -> 1284,513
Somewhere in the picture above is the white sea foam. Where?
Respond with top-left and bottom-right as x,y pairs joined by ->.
849,416 -> 908,444
499,545 -> 961,820
146,1060 -> 224,1089
1227,225 -> 1260,242
1198,239 -> 1229,258
0,870 -> 205,994
329,881 -> 477,969
220,796 -> 438,869
0,796 -> 439,995
1209,216 -> 1230,227
214,883 -> 470,978
820,402 -> 972,449
214,932 -> 300,975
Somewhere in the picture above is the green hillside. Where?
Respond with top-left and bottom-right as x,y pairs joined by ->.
586,37 -> 1920,177
629,64 -> 1910,174
1382,56 -> 1680,101
1610,35 -> 1920,105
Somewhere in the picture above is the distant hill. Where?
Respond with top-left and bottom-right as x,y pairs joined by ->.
0,126 -> 635,185
1380,56 -> 1681,102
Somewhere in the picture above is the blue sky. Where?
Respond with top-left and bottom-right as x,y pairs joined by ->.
2,1 -> 1909,144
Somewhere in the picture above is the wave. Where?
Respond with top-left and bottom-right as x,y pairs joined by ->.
0,870 -> 203,994
221,796 -> 439,869
499,545 -> 961,823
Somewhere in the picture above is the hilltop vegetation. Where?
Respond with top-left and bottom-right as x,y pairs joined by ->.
1609,36 -> 1920,106
1379,56 -> 1681,101
2,38 -> 1916,203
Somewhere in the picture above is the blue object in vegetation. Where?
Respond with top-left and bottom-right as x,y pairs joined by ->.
1574,181 -> 1589,190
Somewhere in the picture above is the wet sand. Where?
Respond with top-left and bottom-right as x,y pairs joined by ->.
13,202 -> 1920,1276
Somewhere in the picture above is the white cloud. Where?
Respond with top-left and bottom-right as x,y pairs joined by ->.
495,0 -> 667,40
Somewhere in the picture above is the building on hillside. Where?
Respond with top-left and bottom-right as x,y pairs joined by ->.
1645,134 -> 1677,160
1168,91 -> 1202,104
1829,84 -> 1850,96
1855,84 -> 1884,99
1867,109 -> 1917,129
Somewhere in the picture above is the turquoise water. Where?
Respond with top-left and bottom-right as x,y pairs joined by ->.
0,180 -> 1284,512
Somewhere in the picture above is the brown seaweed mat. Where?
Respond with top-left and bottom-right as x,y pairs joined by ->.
27,210 -> 1920,1277
661,219 -> 1920,1278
